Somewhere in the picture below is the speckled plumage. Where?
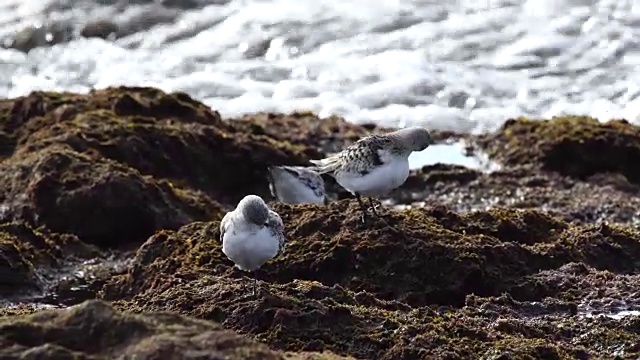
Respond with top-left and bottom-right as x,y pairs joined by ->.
310,126 -> 433,194
268,165 -> 326,204
309,126 -> 434,220
328,135 -> 398,176
266,209 -> 285,256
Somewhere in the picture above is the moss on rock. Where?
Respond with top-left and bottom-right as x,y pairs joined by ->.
0,145 -> 221,247
0,299 -> 350,359
0,87 -> 317,206
231,111 -> 384,154
5,87 -> 640,358
477,116 -> 640,183
98,200 -> 640,358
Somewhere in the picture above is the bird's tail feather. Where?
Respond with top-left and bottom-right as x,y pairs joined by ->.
308,156 -> 341,174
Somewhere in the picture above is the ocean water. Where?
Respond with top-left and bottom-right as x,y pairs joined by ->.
407,139 -> 501,171
1,0 -> 640,134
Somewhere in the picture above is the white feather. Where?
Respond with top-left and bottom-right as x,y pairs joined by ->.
222,223 -> 281,271
220,196 -> 284,272
336,152 -> 410,197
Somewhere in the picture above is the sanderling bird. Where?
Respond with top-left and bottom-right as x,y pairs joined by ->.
309,126 -> 433,221
219,194 -> 285,295
268,165 -> 326,205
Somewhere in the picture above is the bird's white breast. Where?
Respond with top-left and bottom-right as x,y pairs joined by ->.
222,221 -> 281,272
336,155 -> 410,197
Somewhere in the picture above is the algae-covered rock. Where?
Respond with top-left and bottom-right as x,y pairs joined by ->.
231,111 -> 383,154
99,200 -> 640,358
106,201 -> 640,305
0,145 -> 221,247
0,299 -> 349,359
1,87 -> 313,205
6,86 -> 640,358
0,87 -> 343,247
478,116 -> 640,183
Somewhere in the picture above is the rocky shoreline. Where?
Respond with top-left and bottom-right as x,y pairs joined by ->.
2,86 -> 640,359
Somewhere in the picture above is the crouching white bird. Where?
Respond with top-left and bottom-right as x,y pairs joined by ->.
219,194 -> 285,295
268,165 -> 326,205
309,126 -> 434,222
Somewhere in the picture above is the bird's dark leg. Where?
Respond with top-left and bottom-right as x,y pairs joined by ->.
251,273 -> 258,297
368,197 -> 381,217
355,193 -> 369,223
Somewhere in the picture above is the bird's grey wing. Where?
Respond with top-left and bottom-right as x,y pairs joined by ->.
281,166 -> 326,198
339,135 -> 393,175
267,211 -> 286,256
219,212 -> 232,242
310,135 -> 392,175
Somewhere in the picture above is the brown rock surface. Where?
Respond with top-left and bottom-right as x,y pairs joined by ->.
0,299 -> 351,359
3,87 -> 640,359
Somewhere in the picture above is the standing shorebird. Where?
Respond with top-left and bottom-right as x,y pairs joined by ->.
268,165 -> 326,205
309,126 -> 433,222
219,195 -> 285,295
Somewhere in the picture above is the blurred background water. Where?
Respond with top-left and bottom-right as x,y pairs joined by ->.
1,0 -> 639,134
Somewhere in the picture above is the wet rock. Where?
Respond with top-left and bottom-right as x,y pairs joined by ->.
394,163 -> 481,204
80,20 -> 119,40
160,0 -> 200,8
0,299 -> 348,359
6,22 -> 73,52
396,161 -> 640,226
0,221 -> 100,298
477,116 -> 640,184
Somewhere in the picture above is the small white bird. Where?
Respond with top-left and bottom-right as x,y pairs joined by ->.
309,126 -> 434,221
268,165 -> 326,205
219,195 -> 285,295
